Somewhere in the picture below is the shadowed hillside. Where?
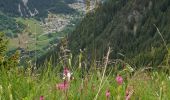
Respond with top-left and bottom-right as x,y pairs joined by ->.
0,0 -> 76,18
69,0 -> 170,67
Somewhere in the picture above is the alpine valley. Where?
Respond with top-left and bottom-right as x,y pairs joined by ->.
0,0 -> 91,61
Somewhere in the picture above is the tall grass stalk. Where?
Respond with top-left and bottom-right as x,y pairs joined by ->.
154,24 -> 170,72
94,47 -> 111,100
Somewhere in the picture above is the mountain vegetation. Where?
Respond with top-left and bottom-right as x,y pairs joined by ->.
69,0 -> 170,67
1,32 -> 170,100
0,13 -> 25,37
0,0 -> 76,18
0,0 -> 82,60
0,0 -> 170,100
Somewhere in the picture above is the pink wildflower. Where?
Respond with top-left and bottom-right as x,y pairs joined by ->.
63,67 -> 72,81
40,96 -> 44,100
126,89 -> 129,96
56,80 -> 69,91
125,88 -> 133,100
106,89 -> 110,100
63,67 -> 70,75
125,90 -> 130,100
116,75 -> 123,85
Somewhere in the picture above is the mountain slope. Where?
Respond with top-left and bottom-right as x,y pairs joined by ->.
0,0 -> 76,18
69,0 -> 170,66
0,13 -> 25,37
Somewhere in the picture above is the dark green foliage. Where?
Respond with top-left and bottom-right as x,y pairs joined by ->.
0,32 -> 8,56
0,13 -> 25,37
28,0 -> 76,18
0,0 -> 76,18
0,0 -> 20,16
69,0 -> 170,67
0,32 -> 20,70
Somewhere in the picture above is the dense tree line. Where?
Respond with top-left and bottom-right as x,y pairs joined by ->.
68,0 -> 170,67
0,13 -> 25,37
0,32 -> 20,70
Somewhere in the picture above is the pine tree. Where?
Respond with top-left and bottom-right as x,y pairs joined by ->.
0,32 -> 8,63
0,32 -> 20,70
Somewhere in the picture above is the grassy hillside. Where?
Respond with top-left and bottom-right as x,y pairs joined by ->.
16,18 -> 44,34
0,63 -> 170,100
0,32 -> 170,99
0,0 -> 170,98
69,0 -> 170,67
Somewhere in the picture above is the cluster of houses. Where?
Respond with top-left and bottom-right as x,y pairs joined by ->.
40,14 -> 72,33
40,0 -> 100,34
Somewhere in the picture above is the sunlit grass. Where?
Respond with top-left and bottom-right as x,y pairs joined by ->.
0,63 -> 170,100
16,18 -> 44,35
